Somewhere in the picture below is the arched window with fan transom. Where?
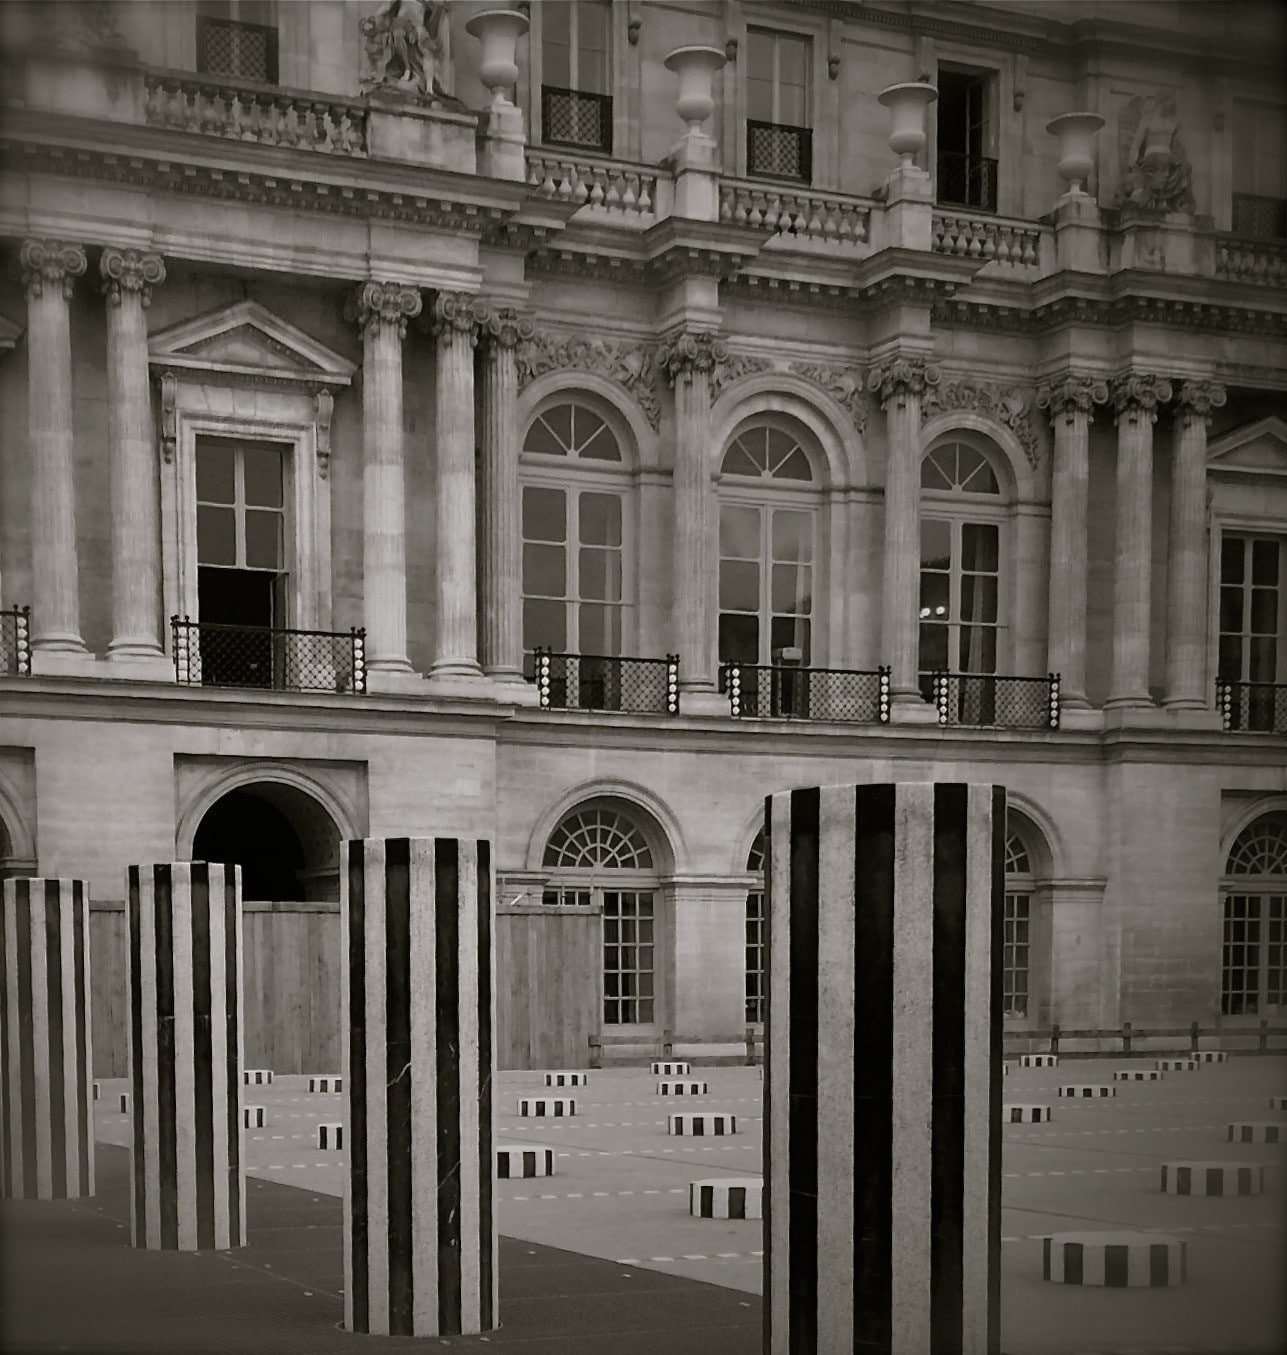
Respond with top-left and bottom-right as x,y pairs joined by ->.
1221,809 -> 1287,1017
744,830 -> 767,1024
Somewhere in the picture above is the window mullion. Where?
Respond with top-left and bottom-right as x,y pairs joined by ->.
234,448 -> 247,569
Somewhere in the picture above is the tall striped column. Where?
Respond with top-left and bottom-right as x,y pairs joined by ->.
342,837 -> 496,1337
126,862 -> 244,1250
1,879 -> 94,1200
764,782 -> 1005,1355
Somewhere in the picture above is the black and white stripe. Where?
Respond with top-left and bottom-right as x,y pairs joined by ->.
243,1069 -> 273,1085
1058,1085 -> 1115,1098
243,1107 -> 265,1129
690,1177 -> 763,1219
1156,1058 -> 1196,1072
1,878 -> 94,1200
669,1112 -> 736,1135
764,782 -> 1005,1355
657,1080 -> 707,1095
1042,1231 -> 1186,1287
518,1097 -> 575,1116
342,837 -> 495,1338
1020,1054 -> 1058,1068
1004,1104 -> 1052,1123
1160,1161 -> 1263,1196
125,862 -> 244,1251
1227,1121 -> 1281,1143
308,1075 -> 341,1093
319,1123 -> 344,1149
1194,1050 -> 1227,1064
495,1145 -> 554,1178
651,1061 -> 690,1076
1114,1069 -> 1162,1082
542,1072 -> 586,1087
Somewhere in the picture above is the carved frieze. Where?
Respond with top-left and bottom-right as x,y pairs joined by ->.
1035,375 -> 1110,423
350,280 -> 422,339
1174,379 -> 1227,423
709,350 -> 772,401
19,238 -> 87,299
788,362 -> 869,432
99,247 -> 165,307
516,329 -> 661,432
1109,372 -> 1174,423
921,375 -> 1040,467
866,355 -> 940,410
655,329 -> 728,385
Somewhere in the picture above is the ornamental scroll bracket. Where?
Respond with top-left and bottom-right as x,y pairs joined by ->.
920,375 -> 1042,468
313,387 -> 335,480
158,368 -> 177,464
516,328 -> 662,432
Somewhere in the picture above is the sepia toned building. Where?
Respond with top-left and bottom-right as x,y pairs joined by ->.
0,0 -> 1284,1073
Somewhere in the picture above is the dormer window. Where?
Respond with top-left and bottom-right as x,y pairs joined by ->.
196,0 -> 278,85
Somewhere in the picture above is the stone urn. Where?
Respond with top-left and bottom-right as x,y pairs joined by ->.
465,8 -> 529,105
663,44 -> 726,135
877,81 -> 938,166
1046,111 -> 1105,195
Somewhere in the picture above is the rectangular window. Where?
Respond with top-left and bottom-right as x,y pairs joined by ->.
541,887 -> 592,908
541,0 -> 612,153
1222,894 -> 1261,1016
196,1 -> 278,83
919,518 -> 1000,677
937,68 -> 996,211
1003,891 -> 1030,1017
745,888 -> 766,1024
746,28 -> 812,181
603,890 -> 654,1025
1232,101 -> 1287,238
1267,895 -> 1286,1008
1219,534 -> 1285,730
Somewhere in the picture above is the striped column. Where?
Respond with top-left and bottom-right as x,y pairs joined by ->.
342,837 -> 496,1338
126,862 -> 244,1251
765,782 -> 1005,1355
1,879 -> 94,1200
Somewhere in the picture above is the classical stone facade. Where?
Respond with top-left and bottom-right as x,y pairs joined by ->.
0,0 -> 1285,1071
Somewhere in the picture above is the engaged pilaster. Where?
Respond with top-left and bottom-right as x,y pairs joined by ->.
21,238 -> 87,666
101,247 -> 168,671
1165,379 -> 1225,710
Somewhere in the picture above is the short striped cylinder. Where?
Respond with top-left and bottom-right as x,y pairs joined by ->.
1227,1121 -> 1281,1144
495,1145 -> 554,1179
308,1075 -> 341,1093
1002,1064 -> 1009,1077
342,838 -> 495,1338
1114,1069 -> 1163,1081
518,1097 -> 575,1117
651,1061 -> 690,1076
92,1081 -> 101,1101
669,1112 -> 736,1136
126,862 -> 244,1251
1194,1051 -> 1227,1064
542,1072 -> 586,1087
1156,1058 -> 1196,1072
1057,1085 -> 1115,1098
690,1177 -> 763,1219
1,879 -> 94,1200
765,783 -> 1005,1355
657,1080 -> 707,1096
319,1123 -> 343,1150
1270,1096 -> 1286,1110
243,1106 -> 265,1129
243,1069 -> 273,1085
1042,1231 -> 1186,1287
1020,1053 -> 1058,1068
1003,1104 -> 1051,1123
119,1093 -> 130,1114
1160,1161 -> 1264,1196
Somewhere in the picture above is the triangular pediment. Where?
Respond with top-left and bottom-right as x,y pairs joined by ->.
148,300 -> 355,386
0,312 -> 23,352
1208,418 -> 1287,477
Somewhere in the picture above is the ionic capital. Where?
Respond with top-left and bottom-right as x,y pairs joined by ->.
866,355 -> 940,411
1109,372 -> 1173,425
1174,379 -> 1227,425
1035,374 -> 1109,425
431,290 -> 490,345
100,247 -> 166,307
351,280 -> 422,339
20,238 -> 87,300
478,305 -> 533,352
655,328 -> 727,386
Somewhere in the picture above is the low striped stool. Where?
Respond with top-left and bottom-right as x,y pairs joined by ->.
118,1093 -> 130,1114
1268,1095 -> 1286,1111
318,1124 -> 343,1150
669,1113 -> 736,1136
1042,1231 -> 1186,1287
244,1069 -> 273,1086
496,1145 -> 555,1179
1155,1058 -> 1196,1072
1058,1085 -> 1116,1099
307,1075 -> 341,1093
1114,1069 -> 1163,1082
1003,1104 -> 1051,1123
690,1177 -> 762,1220
517,1097 -> 576,1117
657,1080 -> 707,1096
243,1106 -> 265,1129
1227,1121 -> 1282,1144
1160,1161 -> 1264,1196
543,1072 -> 587,1088
652,1061 -> 690,1076
1194,1050 -> 1228,1064
1020,1054 -> 1058,1068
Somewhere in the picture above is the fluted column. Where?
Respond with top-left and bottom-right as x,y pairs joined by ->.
354,281 -> 421,676
21,239 -> 87,658
430,292 -> 486,683
869,357 -> 937,699
1036,375 -> 1108,707
476,307 -> 531,684
101,248 -> 167,665
1106,373 -> 1172,709
1165,380 -> 1226,709
658,329 -> 722,693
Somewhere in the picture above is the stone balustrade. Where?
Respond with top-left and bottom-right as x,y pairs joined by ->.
525,151 -> 665,218
718,178 -> 873,247
933,210 -> 1046,269
1215,234 -> 1287,286
143,70 -> 368,155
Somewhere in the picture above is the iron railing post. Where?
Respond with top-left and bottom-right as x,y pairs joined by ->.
666,653 -> 679,715
14,605 -> 32,675
171,614 -> 188,684
878,664 -> 891,723
933,670 -> 949,724
1216,676 -> 1232,729
351,626 -> 366,694
534,647 -> 552,709
727,662 -> 742,717
1048,672 -> 1061,729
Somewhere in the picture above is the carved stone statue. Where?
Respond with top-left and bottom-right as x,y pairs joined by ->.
360,0 -> 453,100
1115,91 -> 1196,214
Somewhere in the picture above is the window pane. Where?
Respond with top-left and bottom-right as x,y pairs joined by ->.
1250,587 -> 1278,634
523,487 -> 566,542
719,612 -> 759,664
962,522 -> 999,572
1252,539 -> 1279,586
771,562 -> 810,612
579,602 -> 621,654
579,547 -> 622,602
960,574 -> 998,624
720,505 -> 761,558
960,625 -> 997,673
921,518 -> 951,567
720,559 -> 760,611
920,623 -> 949,671
196,443 -> 236,504
1218,634 -> 1243,680
242,449 -> 283,508
770,614 -> 809,659
1221,535 -> 1245,585
1220,585 -> 1245,633
243,510 -> 282,570
523,542 -> 566,597
198,506 -> 237,566
771,510 -> 812,561
579,492 -> 622,546
920,571 -> 950,618
523,598 -> 566,652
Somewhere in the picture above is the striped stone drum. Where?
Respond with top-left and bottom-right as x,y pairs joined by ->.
1160,1161 -> 1264,1196
1227,1122 -> 1282,1144
1058,1085 -> 1116,1098
243,1106 -> 265,1129
651,1061 -> 690,1076
1003,1104 -> 1051,1123
657,1080 -> 707,1096
690,1177 -> 763,1219
118,1093 -> 130,1114
543,1072 -> 586,1088
495,1145 -> 555,1179
319,1123 -> 343,1150
342,837 -> 496,1338
92,1081 -> 102,1101
1156,1058 -> 1196,1072
1114,1069 -> 1163,1081
243,1070 -> 273,1085
669,1113 -> 736,1136
125,862 -> 244,1251
1020,1054 -> 1058,1068
1042,1231 -> 1186,1287
308,1076 -> 341,1093
518,1097 -> 575,1117
1270,1096 -> 1287,1111
2,878 -> 95,1200
764,783 -> 1005,1355
1194,1051 -> 1228,1064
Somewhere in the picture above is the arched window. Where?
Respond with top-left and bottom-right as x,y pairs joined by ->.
1221,810 -> 1287,1016
745,830 -> 767,1024
718,421 -> 821,672
542,801 -> 659,1027
1004,828 -> 1033,1018
919,440 -> 1007,691
521,399 -> 630,672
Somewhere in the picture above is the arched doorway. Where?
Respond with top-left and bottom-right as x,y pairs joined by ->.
1221,809 -> 1287,1020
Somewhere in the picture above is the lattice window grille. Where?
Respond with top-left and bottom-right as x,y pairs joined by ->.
748,122 -> 809,181
543,807 -> 654,870
198,18 -> 275,83
1225,811 -> 1287,876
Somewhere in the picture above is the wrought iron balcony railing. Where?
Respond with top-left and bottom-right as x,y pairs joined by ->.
171,616 -> 366,694
1231,193 -> 1287,240
1,606 -> 32,676
723,663 -> 891,724
926,671 -> 1061,729
541,85 -> 613,155
532,650 -> 679,715
746,119 -> 813,182
937,150 -> 999,213
1217,678 -> 1287,733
